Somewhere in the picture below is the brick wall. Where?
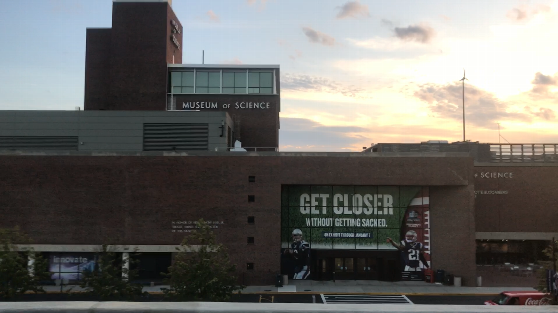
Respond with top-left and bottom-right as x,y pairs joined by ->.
0,154 -> 474,284
474,166 -> 558,233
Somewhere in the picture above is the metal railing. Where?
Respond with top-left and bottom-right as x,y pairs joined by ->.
489,144 -> 558,163
214,147 -> 279,152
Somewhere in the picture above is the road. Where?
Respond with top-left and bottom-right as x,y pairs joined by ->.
229,294 -> 491,305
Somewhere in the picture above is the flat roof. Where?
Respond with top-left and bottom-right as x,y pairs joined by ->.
114,0 -> 169,2
168,64 -> 280,69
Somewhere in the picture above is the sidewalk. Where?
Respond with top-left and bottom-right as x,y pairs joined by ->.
41,280 -> 536,295
238,280 -> 536,295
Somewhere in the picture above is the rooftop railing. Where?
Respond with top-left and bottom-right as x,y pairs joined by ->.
214,147 -> 279,152
489,144 -> 558,163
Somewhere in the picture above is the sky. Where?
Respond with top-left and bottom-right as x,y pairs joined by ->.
0,0 -> 557,151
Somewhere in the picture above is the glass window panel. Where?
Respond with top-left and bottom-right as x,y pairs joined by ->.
171,72 -> 181,86
222,87 -> 235,93
260,72 -> 273,87
196,87 -> 208,93
208,87 -> 220,94
208,72 -> 220,87
345,258 -> 354,272
335,258 -> 343,271
248,72 -> 259,87
172,86 -> 182,94
235,87 -> 246,94
235,72 -> 246,87
260,88 -> 272,94
223,73 -> 235,87
182,72 -> 194,86
248,88 -> 259,94
196,71 -> 208,86
182,87 -> 194,93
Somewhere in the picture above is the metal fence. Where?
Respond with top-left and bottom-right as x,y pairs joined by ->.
214,147 -> 279,152
490,144 -> 558,163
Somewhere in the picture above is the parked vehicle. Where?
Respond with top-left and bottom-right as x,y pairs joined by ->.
485,291 -> 551,305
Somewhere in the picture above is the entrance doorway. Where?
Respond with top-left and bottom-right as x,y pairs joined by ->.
312,250 -> 398,281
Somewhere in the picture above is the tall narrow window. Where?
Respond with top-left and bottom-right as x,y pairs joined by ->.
223,71 -> 247,94
248,71 -> 273,94
194,71 -> 220,94
170,71 -> 194,93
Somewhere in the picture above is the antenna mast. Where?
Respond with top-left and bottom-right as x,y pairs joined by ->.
459,69 -> 468,142
498,123 -> 500,144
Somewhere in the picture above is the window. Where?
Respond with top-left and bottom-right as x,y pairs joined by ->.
247,237 -> 254,244
195,71 -> 220,94
169,69 -> 275,94
248,195 -> 255,202
170,71 -> 194,94
247,263 -> 254,270
222,71 -> 247,94
248,216 -> 255,224
248,176 -> 255,182
248,71 -> 273,94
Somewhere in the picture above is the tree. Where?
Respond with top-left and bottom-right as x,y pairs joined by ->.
0,226 -> 50,300
79,244 -> 144,300
535,238 -> 557,304
163,219 -> 243,301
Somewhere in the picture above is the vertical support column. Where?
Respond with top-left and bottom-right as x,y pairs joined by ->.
28,252 -> 35,277
122,252 -> 129,281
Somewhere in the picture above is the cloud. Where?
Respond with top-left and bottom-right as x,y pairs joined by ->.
524,106 -> 556,120
394,24 -> 435,44
246,0 -> 269,10
381,19 -> 394,28
222,58 -> 243,64
507,8 -> 528,21
347,37 -> 436,54
336,1 -> 370,19
530,72 -> 558,96
280,117 -> 368,151
206,10 -> 220,22
302,27 -> 336,46
277,40 -> 290,47
506,4 -> 551,22
414,82 -> 530,127
282,73 -> 369,99
532,72 -> 557,85
289,50 -> 303,60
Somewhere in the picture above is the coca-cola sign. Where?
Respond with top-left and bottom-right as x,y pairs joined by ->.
525,297 -> 550,305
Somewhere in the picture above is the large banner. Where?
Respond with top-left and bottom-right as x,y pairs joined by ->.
281,186 -> 430,280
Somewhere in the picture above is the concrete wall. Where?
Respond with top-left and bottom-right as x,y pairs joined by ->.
0,111 -> 231,152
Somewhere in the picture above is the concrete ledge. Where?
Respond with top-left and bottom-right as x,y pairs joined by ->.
13,244 -> 188,253
476,232 -> 558,240
0,302 -> 556,313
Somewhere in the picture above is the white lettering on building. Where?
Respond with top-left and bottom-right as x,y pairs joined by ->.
300,193 -> 394,216
475,172 -> 513,178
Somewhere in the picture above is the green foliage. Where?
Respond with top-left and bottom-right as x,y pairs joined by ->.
163,219 -> 243,301
535,239 -> 558,304
79,244 -> 144,300
0,227 -> 50,300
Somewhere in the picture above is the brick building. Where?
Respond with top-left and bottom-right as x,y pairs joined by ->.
0,0 -> 557,287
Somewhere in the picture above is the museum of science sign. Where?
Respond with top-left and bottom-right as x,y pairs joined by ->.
179,101 -> 271,110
